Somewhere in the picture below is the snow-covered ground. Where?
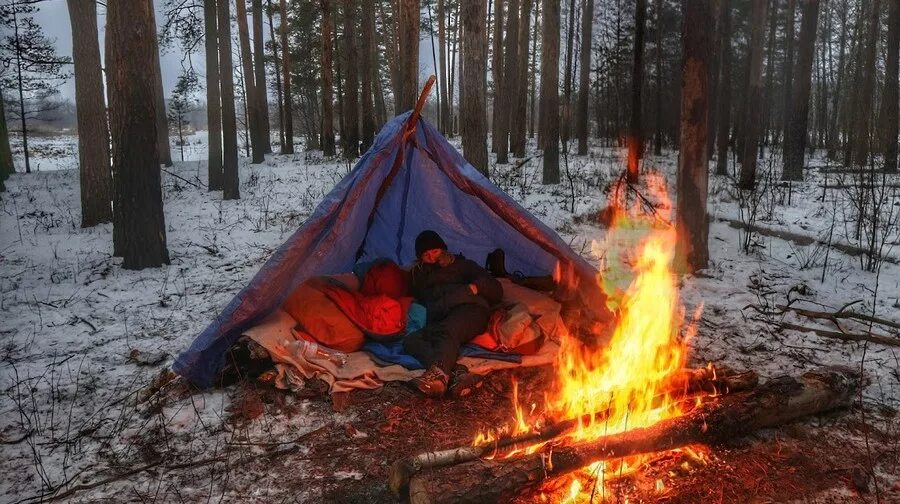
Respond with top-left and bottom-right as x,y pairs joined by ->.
1,131 -> 898,502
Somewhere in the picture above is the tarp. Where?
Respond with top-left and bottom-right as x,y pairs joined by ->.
174,112 -> 601,388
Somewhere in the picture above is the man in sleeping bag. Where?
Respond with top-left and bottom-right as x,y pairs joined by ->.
404,230 -> 503,397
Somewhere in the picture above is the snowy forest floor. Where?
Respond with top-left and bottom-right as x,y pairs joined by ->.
1,132 -> 899,503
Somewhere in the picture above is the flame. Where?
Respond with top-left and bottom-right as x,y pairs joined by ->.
474,172 -> 713,501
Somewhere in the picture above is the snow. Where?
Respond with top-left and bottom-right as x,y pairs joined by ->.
1,132 -> 898,501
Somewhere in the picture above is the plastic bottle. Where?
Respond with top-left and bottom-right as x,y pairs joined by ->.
298,340 -> 348,368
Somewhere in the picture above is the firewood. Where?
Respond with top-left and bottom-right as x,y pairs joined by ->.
389,367 -> 758,495
402,367 -> 860,504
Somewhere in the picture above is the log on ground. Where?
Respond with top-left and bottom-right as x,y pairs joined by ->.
404,367 -> 860,504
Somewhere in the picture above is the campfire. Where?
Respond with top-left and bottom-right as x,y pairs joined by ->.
473,174 -> 710,500
389,174 -> 861,504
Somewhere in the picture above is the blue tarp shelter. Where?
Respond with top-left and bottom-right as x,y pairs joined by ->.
174,109 -> 602,388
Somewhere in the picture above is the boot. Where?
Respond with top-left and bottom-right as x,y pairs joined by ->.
485,248 -> 508,278
448,364 -> 484,399
410,365 -> 449,397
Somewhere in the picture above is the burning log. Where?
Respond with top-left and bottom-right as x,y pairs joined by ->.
399,367 -> 859,504
389,367 -> 758,495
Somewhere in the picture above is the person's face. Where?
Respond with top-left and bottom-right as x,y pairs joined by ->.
420,248 -> 443,264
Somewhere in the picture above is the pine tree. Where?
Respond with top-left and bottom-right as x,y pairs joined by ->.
496,0 -> 520,164
342,0 -> 360,159
715,0 -> 732,176
107,0 -> 170,270
540,0 -> 560,184
236,0 -> 265,163
148,6 -> 173,167
67,0 -> 112,227
575,0 -> 593,155
321,0 -> 336,156
460,0 -> 488,174
220,0 -> 241,198
360,0 -> 376,151
280,0 -> 295,154
510,0 -> 533,157
627,0 -> 647,182
252,0 -> 272,154
397,0 -> 420,113
881,0 -> 899,172
738,0 -> 768,190
0,92 -> 12,193
782,0 -> 820,181
204,0 -> 224,190
676,0 -> 712,271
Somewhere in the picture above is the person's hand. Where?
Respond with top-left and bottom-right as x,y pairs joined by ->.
468,283 -> 478,295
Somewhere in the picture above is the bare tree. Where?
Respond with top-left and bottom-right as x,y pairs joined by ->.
676,0 -> 712,271
575,0 -> 593,155
343,0 -> 360,159
220,0 -> 241,198
540,0 -> 560,184
107,0 -> 170,269
252,0 -> 272,154
204,0 -> 224,190
782,0 -> 820,181
397,0 -> 420,113
280,0 -> 294,154
880,0 -> 898,173
67,0 -> 112,227
738,0 -> 768,190
460,0 -> 488,174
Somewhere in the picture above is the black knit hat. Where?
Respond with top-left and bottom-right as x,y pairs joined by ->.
415,230 -> 448,257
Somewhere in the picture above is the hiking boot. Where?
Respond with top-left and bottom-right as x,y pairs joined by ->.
410,365 -> 449,398
486,248 -> 508,278
448,365 -> 484,399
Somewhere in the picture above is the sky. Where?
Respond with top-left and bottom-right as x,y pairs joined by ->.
32,0 -> 436,103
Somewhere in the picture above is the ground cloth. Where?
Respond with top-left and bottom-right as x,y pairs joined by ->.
244,309 -> 559,394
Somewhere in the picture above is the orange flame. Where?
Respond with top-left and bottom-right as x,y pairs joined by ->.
475,172 -> 711,500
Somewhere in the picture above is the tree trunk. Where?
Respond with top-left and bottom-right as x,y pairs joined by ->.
490,0 -> 504,154
851,0 -> 880,166
653,0 -> 663,155
67,0 -> 112,227
510,0 -> 533,158
540,0 -> 560,184
715,0 -> 732,176
880,0 -> 899,173
675,0 -> 712,271
782,0 -> 820,181
266,0 -> 285,150
334,16 -> 345,148
626,0 -> 647,182
343,0 -> 360,159
575,0 -> 593,155
496,0 -> 520,164
11,10 -> 31,175
220,0 -> 241,198
528,0 -> 540,140
148,6 -> 173,167
236,0 -> 264,164
761,0 -> 778,145
781,0 -> 796,149
460,0 -> 488,174
738,0 -> 768,190
252,0 -> 272,154
561,0 -> 576,150
107,0 -> 170,269
826,0 -> 848,160
204,0 -> 224,190
437,0 -> 449,134
397,0 -> 420,114
320,0 -> 336,156
706,2 -> 721,160
361,0 -> 376,152
403,368 -> 859,504
448,1 -> 460,136
0,91 -> 13,192
279,0 -> 295,154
